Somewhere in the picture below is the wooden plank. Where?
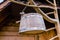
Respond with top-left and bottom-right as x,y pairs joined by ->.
0,35 -> 34,40
39,30 -> 56,40
0,24 -> 34,40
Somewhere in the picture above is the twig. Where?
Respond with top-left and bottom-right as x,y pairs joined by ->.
49,35 -> 58,40
46,12 -> 54,15
46,0 -> 54,6
45,27 -> 55,32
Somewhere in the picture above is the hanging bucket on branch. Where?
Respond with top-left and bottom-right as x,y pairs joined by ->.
19,13 -> 46,34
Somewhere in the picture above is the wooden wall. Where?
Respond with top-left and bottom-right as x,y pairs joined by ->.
0,19 -> 58,40
0,1 -> 60,40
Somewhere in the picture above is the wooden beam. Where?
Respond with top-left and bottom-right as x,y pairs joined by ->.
0,1 -> 10,12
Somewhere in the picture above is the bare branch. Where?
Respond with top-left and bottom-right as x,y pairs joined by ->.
46,0 -> 54,6
46,12 -> 54,15
29,0 -> 57,23
45,27 -> 55,31
11,1 -> 54,9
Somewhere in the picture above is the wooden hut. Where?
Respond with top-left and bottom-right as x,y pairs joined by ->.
0,0 -> 60,40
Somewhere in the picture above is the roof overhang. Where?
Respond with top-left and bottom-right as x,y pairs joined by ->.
0,0 -> 11,12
